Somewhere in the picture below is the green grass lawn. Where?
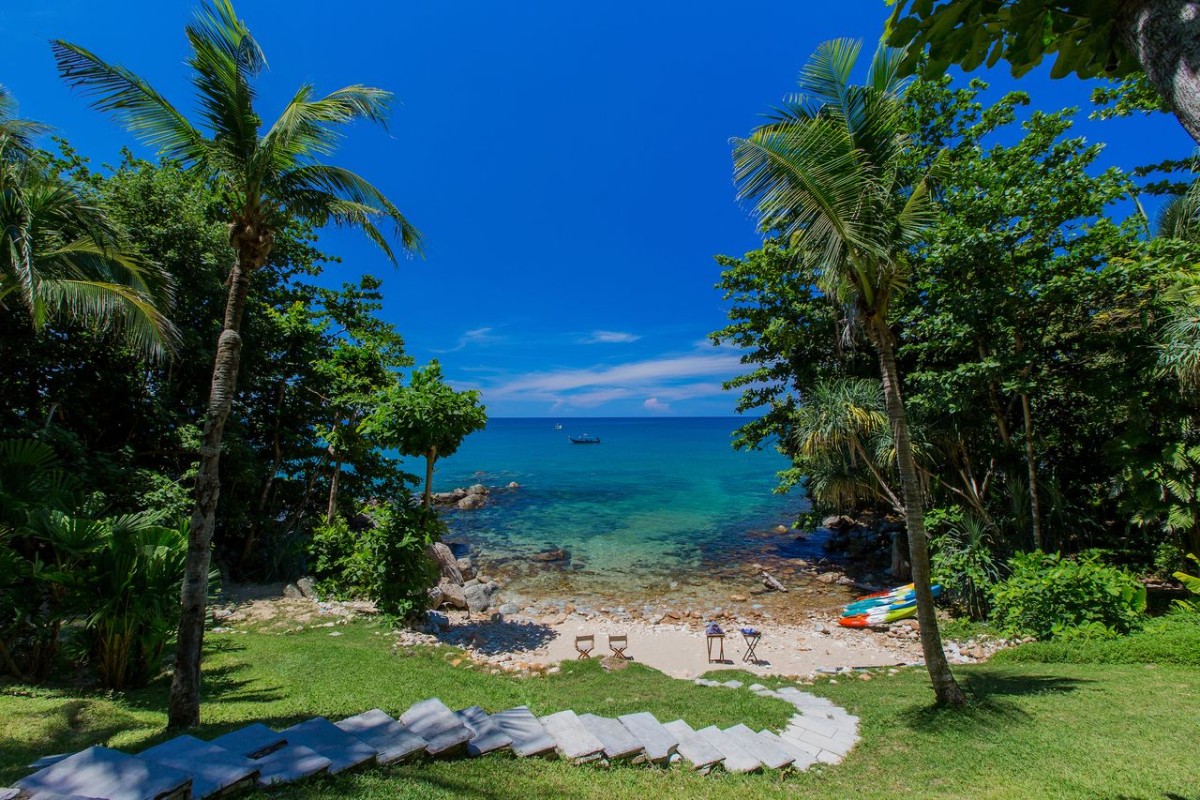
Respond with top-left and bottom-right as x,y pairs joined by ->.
2,620 -> 1197,799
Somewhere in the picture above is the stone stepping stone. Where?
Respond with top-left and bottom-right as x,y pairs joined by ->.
758,730 -> 817,770
491,706 -> 557,758
400,698 -> 473,756
210,722 -> 287,759
138,735 -> 259,799
27,754 -> 72,770
253,743 -> 333,787
616,712 -> 677,764
784,719 -> 856,756
335,708 -> 427,765
722,724 -> 795,770
577,714 -> 644,762
661,719 -> 724,772
15,746 -> 192,800
455,706 -> 514,756
280,717 -> 378,774
539,710 -> 605,763
695,726 -> 762,773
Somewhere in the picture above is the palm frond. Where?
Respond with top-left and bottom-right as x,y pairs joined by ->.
0,84 -> 51,154
33,277 -> 178,359
51,41 -> 208,164
263,84 -> 394,164
279,165 -> 422,257
185,0 -> 265,166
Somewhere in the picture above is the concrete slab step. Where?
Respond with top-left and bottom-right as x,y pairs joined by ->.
723,724 -> 794,770
539,710 -> 605,763
335,708 -> 427,765
758,730 -> 817,771
695,726 -> 762,773
578,714 -> 645,761
210,723 -> 287,759
661,719 -> 725,772
26,754 -> 72,770
137,735 -> 259,799
15,746 -> 192,800
491,706 -> 557,758
280,717 -> 378,774
456,707 -> 514,756
400,698 -> 473,756
253,743 -> 333,787
616,712 -> 677,764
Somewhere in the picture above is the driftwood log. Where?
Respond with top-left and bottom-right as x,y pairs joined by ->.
761,570 -> 788,593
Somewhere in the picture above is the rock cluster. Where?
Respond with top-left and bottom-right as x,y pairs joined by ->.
431,481 -> 520,511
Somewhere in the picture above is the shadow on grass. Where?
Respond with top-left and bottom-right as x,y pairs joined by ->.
898,670 -> 1093,733
0,698 -> 156,784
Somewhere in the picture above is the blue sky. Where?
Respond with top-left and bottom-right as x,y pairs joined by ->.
2,1 -> 1193,417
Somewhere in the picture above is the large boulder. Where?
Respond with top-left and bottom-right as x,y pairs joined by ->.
438,579 -> 468,609
467,484 -> 489,496
295,576 -> 318,600
457,493 -> 487,510
427,542 -> 464,585
464,582 -> 496,613
432,489 -> 467,505
821,515 -> 855,531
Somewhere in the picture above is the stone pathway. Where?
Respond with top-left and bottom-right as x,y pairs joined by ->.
5,680 -> 859,799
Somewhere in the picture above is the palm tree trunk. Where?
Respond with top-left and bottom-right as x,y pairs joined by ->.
168,256 -> 252,729
871,322 -> 967,707
1020,393 -> 1043,551
1118,0 -> 1200,145
423,446 -> 437,507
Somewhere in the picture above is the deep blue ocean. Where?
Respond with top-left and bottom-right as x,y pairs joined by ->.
416,417 -> 821,599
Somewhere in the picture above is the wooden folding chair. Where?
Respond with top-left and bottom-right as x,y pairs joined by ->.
575,634 -> 594,659
608,634 -> 630,660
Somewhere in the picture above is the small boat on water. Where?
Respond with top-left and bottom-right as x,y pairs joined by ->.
555,423 -> 563,430
569,434 -> 601,444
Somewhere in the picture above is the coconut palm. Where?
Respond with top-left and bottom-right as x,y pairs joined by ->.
733,39 -> 966,706
0,94 -> 176,358
53,0 -> 421,727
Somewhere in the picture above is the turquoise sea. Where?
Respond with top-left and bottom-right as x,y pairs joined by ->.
421,417 -> 825,601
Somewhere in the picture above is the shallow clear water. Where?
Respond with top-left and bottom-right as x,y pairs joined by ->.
417,418 -> 823,600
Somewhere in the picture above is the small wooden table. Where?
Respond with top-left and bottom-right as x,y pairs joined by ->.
741,631 -> 761,664
706,633 -> 725,663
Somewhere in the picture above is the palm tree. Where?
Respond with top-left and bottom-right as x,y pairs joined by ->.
53,0 -> 421,727
733,39 -> 966,706
0,93 -> 176,358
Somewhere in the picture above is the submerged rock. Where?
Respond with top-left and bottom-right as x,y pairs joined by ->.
531,548 -> 569,563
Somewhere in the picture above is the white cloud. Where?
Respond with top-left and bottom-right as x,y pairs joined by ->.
433,326 -> 500,353
584,330 -> 641,344
643,397 -> 671,413
489,353 -> 744,397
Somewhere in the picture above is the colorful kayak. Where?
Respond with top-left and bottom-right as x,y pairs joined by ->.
841,584 -> 941,617
838,604 -> 918,628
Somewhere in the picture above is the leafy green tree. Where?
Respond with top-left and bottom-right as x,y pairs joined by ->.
884,0 -> 1200,144
731,39 -> 966,706
361,361 -> 488,507
53,0 -> 421,727
899,76 -> 1140,551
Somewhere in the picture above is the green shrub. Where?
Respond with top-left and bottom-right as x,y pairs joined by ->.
992,610 -> 1200,666
989,550 -> 1147,640
931,513 -> 1001,620
312,499 -> 442,621
70,514 -> 188,690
